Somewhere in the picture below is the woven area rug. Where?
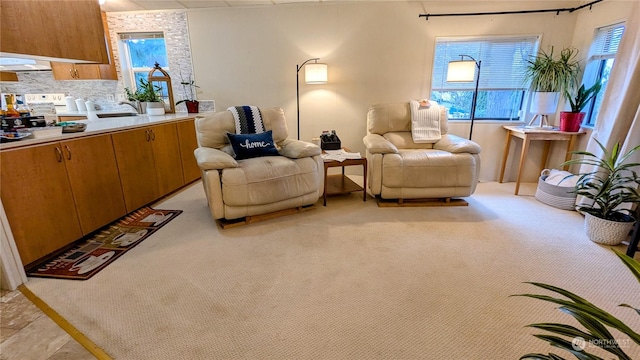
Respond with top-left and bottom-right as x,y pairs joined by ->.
28,207 -> 182,280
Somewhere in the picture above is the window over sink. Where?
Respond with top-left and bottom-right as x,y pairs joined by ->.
118,32 -> 169,92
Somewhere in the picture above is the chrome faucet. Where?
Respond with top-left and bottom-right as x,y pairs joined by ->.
118,101 -> 142,114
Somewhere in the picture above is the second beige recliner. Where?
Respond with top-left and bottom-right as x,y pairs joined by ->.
363,102 -> 481,201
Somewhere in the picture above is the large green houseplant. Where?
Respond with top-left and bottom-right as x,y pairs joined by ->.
514,250 -> 640,360
562,139 -> 640,245
124,78 -> 164,114
524,47 -> 581,120
559,82 -> 603,132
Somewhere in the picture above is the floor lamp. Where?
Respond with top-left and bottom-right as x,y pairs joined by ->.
296,58 -> 327,140
447,55 -> 481,140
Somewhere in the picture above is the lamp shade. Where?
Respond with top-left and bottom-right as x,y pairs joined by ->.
447,60 -> 476,82
305,63 -> 327,84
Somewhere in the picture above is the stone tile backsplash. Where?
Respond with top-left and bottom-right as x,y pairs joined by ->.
0,10 -> 209,113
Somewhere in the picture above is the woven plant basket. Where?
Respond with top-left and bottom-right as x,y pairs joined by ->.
584,212 -> 634,245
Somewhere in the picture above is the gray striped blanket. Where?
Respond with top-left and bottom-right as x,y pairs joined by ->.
227,105 -> 265,134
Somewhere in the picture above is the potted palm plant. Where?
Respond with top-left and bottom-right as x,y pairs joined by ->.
562,139 -> 640,245
514,250 -> 640,359
524,47 -> 581,120
559,82 -> 602,132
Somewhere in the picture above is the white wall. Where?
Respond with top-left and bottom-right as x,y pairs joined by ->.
187,1 -> 630,182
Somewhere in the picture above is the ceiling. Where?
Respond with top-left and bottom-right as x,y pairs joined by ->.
99,0 -> 588,13
99,0 -> 337,12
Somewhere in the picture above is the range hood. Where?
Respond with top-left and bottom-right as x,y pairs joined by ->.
0,57 -> 51,71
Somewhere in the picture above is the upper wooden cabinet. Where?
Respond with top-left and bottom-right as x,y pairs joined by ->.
0,0 -> 109,63
51,13 -> 117,80
0,71 -> 18,82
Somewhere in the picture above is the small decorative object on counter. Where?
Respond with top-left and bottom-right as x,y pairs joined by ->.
65,96 -> 77,111
3,94 -> 20,118
75,98 -> 87,111
56,122 -> 87,133
148,62 -> 175,114
176,71 -> 200,113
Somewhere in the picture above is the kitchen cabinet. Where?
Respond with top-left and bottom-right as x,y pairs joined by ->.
1,143 -> 82,266
1,0 -> 109,63
176,118 -> 201,183
0,134 -> 127,266
112,123 -> 184,213
51,13 -> 117,81
61,135 -> 127,234
0,71 -> 18,82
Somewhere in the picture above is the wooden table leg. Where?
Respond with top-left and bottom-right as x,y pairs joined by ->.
323,164 -> 329,206
362,160 -> 368,201
563,134 -> 577,171
499,131 -> 512,183
515,135 -> 530,195
540,140 -> 551,175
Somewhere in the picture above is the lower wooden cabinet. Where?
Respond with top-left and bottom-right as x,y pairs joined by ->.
1,119 -> 194,267
1,143 -> 82,266
0,134 -> 126,266
61,135 -> 127,234
112,123 -> 184,213
176,119 -> 201,183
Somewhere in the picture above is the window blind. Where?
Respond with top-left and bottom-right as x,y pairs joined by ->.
589,23 -> 625,60
119,32 -> 164,40
431,36 -> 539,91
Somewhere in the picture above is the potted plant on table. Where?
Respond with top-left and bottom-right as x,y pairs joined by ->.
524,47 -> 581,126
562,139 -> 640,245
176,73 -> 200,113
559,82 -> 602,132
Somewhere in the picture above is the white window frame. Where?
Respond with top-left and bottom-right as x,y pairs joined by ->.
581,22 -> 625,127
431,35 -> 540,121
118,32 -> 168,91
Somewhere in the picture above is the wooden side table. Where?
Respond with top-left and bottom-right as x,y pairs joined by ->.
499,125 -> 585,195
323,150 -> 367,206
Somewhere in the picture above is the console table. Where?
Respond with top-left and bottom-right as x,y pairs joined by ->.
499,125 -> 585,195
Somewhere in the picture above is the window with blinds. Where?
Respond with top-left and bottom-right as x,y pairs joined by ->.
430,36 -> 539,120
583,23 -> 625,126
118,32 -> 169,91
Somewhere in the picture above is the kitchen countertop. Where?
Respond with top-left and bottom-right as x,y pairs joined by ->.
1,112 -> 208,150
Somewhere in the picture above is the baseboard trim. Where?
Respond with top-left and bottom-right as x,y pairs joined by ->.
19,285 -> 112,360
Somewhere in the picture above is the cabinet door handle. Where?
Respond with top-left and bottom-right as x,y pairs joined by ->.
145,129 -> 150,142
150,129 -> 156,141
69,68 -> 75,78
74,69 -> 79,79
54,147 -> 63,162
64,145 -> 72,160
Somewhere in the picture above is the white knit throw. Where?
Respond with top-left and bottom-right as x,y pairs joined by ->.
409,100 -> 441,143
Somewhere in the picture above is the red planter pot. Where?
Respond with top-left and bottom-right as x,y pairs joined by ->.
185,100 -> 199,113
559,111 -> 585,132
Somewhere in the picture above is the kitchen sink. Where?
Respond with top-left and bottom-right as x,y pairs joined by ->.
96,112 -> 138,118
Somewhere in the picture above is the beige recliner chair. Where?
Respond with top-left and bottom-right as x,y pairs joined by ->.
363,102 -> 481,202
194,107 -> 323,222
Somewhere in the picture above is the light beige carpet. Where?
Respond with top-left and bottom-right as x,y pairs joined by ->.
26,180 -> 639,359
